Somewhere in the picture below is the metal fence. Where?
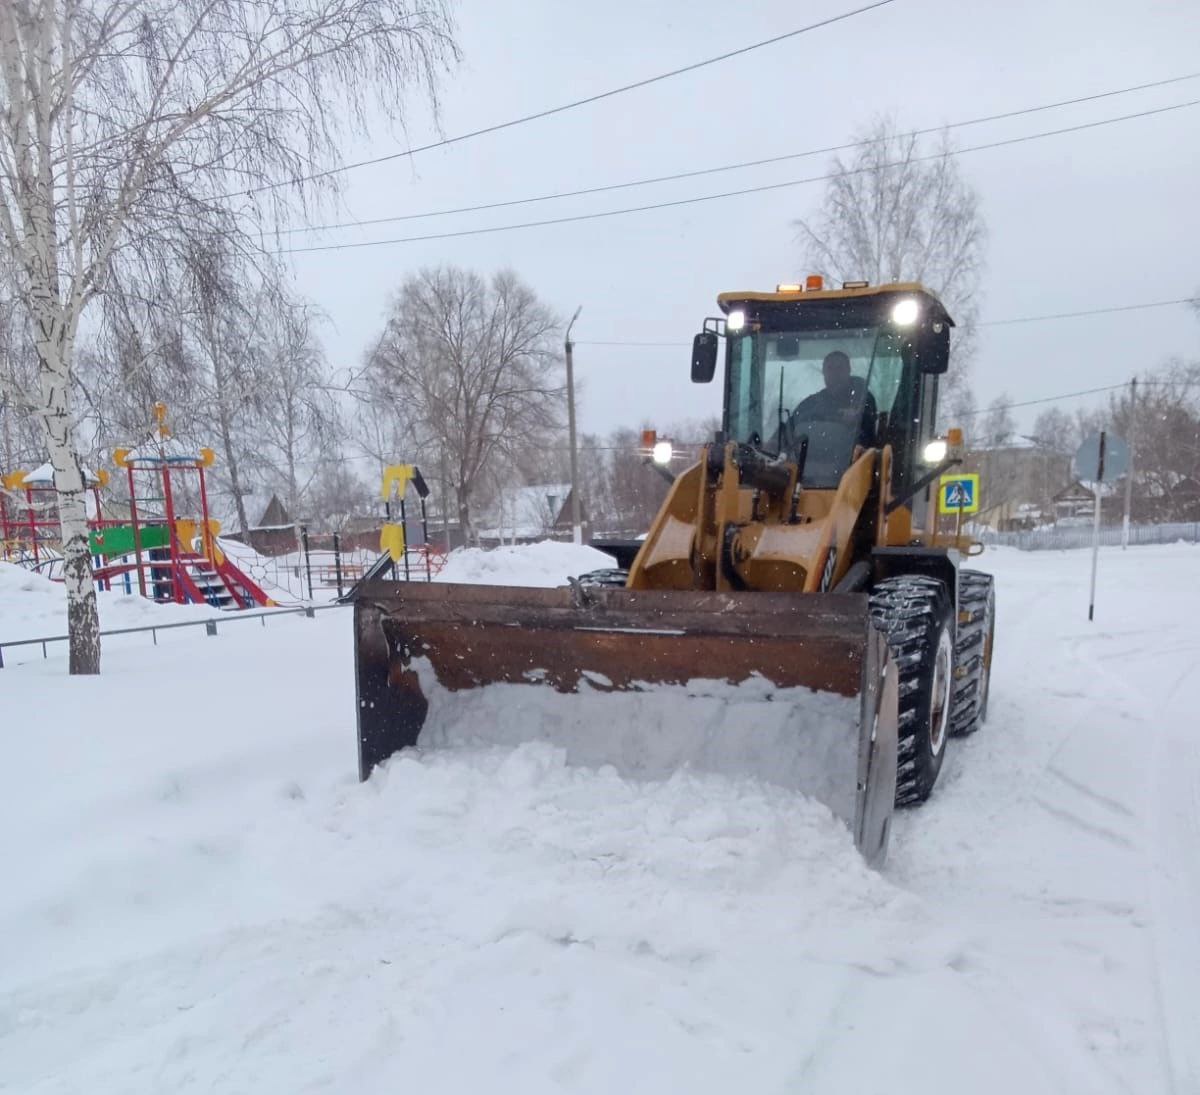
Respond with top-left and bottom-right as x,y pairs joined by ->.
0,602 -> 350,669
979,521 -> 1200,551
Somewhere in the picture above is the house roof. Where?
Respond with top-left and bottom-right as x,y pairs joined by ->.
255,494 -> 291,529
479,483 -> 572,540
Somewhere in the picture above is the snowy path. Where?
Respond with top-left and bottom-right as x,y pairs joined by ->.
1,544 -> 1198,1092
889,547 -> 1200,1093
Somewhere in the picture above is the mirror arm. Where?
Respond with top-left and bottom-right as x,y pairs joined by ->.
885,455 -> 962,516
642,455 -> 677,485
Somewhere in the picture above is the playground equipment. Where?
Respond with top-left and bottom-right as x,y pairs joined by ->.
338,465 -> 442,599
379,464 -> 434,580
1,463 -> 109,569
105,404 -> 276,608
2,404 -> 277,609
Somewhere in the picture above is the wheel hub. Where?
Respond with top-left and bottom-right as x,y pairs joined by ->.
929,628 -> 953,755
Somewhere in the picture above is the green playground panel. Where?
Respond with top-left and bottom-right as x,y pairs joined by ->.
89,523 -> 171,556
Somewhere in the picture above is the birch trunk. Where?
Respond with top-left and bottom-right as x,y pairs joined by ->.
36,332 -> 100,674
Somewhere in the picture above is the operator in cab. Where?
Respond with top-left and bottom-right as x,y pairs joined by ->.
791,350 -> 877,448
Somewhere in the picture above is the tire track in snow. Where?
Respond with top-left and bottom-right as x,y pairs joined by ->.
1057,589 -> 1200,1095
1146,655 -> 1200,1095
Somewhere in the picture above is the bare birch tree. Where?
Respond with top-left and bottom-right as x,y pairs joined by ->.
366,267 -> 563,540
181,238 -> 267,539
0,275 -> 43,469
0,0 -> 456,672
796,118 -> 986,421
252,299 -> 337,519
980,394 -> 1016,449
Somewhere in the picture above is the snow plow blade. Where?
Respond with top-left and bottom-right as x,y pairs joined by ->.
353,582 -> 899,864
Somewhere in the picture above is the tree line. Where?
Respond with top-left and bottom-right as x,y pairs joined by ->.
0,2 -> 1118,674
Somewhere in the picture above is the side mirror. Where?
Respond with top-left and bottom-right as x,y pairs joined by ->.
918,322 -> 951,375
691,332 -> 718,383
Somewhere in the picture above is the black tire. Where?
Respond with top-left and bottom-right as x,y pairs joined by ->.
950,569 -> 995,736
869,575 -> 955,806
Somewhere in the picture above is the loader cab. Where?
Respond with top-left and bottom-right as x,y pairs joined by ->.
704,283 -> 952,525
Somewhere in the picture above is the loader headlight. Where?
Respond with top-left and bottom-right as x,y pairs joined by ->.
891,298 -> 920,326
652,440 -> 674,465
726,310 -> 746,333
923,438 -> 948,464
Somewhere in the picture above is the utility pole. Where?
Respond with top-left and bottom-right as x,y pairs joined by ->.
1088,431 -> 1106,622
1121,376 -> 1137,549
564,305 -> 583,545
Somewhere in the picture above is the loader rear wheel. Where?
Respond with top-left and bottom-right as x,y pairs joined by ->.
869,576 -> 955,806
950,569 -> 995,736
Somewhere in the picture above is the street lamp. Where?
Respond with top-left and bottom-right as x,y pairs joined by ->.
564,306 -> 583,545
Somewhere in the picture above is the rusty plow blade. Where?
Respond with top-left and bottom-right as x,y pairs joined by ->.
353,582 -> 898,864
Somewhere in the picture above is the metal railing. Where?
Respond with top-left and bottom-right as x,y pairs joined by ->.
0,601 -> 350,669
978,520 -> 1200,552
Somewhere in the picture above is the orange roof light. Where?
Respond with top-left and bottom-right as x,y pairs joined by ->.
804,275 -> 824,291
641,428 -> 657,450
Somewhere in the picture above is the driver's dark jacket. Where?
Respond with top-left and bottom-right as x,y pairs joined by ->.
792,382 -> 878,447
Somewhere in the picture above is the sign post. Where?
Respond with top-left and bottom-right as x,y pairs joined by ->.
1074,430 -> 1129,622
1087,432 -> 1106,622
937,473 -> 980,549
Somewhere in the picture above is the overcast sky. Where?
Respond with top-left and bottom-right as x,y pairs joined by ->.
282,0 -> 1199,446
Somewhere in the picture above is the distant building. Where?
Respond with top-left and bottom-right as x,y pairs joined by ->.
477,483 -> 586,545
957,442 -> 1073,531
1051,481 -> 1096,525
220,493 -> 299,556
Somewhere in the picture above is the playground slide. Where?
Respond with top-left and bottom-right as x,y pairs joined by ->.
87,522 -> 279,609
211,552 -> 277,608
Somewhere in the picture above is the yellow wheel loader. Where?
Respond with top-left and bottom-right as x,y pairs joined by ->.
352,280 -> 995,865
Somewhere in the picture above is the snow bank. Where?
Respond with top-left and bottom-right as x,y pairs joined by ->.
436,540 -> 617,587
0,560 -> 220,644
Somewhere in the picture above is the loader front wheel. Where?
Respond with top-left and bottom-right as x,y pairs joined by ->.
869,576 -> 955,806
950,569 -> 995,736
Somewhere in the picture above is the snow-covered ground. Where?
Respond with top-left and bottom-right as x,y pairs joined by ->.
0,562 -> 223,646
1,542 -> 1198,1092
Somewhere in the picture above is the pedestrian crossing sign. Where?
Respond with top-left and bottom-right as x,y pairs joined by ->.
938,473 -> 980,514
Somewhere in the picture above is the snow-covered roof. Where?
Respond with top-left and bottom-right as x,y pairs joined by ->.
969,436 -> 1038,453
20,461 -> 102,488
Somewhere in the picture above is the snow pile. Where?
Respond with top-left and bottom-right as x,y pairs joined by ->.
436,540 -> 618,586
0,560 -> 220,644
420,669 -> 862,828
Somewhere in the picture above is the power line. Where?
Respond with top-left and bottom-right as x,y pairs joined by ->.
238,0 -> 897,198
957,384 -> 1126,418
575,296 -> 1200,347
280,70 -> 1200,236
279,98 -> 1200,254
975,297 -> 1199,326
